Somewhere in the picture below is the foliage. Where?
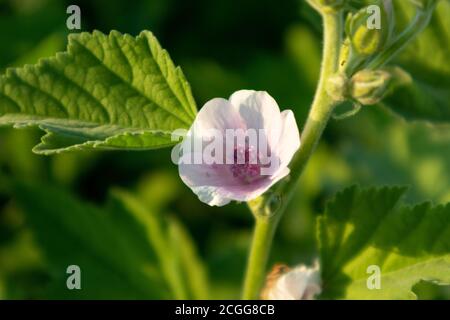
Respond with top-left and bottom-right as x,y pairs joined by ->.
319,186 -> 449,299
0,0 -> 448,300
12,181 -> 208,299
0,31 -> 196,154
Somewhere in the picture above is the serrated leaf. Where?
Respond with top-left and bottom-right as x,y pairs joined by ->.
0,30 -> 197,154
318,186 -> 450,299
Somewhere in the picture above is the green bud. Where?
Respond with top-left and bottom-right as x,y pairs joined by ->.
327,73 -> 349,102
350,67 -> 411,105
346,0 -> 395,56
307,0 -> 346,12
350,69 -> 390,105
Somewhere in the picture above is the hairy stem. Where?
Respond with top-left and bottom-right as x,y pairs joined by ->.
241,9 -> 343,300
242,212 -> 282,300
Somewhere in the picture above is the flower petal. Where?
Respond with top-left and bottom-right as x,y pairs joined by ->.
178,158 -> 233,206
277,110 -> 300,167
179,157 -> 287,205
176,90 -> 300,206
193,97 -> 244,135
191,186 -> 231,206
230,90 -> 283,148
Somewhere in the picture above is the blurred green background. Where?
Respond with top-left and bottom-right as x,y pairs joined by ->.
0,0 -> 449,299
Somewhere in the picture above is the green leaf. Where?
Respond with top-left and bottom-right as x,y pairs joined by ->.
318,186 -> 450,299
14,182 -> 208,299
382,0 -> 450,123
169,218 -> 210,299
0,30 -> 197,154
113,189 -> 210,299
15,182 -> 167,299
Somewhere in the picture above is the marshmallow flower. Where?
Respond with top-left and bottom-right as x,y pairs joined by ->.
177,90 -> 300,206
262,263 -> 322,300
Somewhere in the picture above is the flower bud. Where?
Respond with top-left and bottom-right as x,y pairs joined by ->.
350,67 -> 411,105
327,73 -> 349,102
346,0 -> 395,56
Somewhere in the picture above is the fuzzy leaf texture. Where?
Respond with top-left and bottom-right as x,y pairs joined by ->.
14,182 -> 209,299
318,186 -> 450,299
0,30 -> 197,154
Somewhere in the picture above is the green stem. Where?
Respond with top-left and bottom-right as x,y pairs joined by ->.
242,213 -> 281,300
241,9 -> 343,300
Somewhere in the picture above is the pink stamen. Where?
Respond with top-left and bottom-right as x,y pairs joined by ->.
230,145 -> 262,183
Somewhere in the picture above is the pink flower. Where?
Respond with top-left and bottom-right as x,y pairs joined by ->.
177,90 -> 300,206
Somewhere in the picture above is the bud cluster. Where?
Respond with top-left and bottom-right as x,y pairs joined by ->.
308,0 -> 437,117
327,67 -> 411,106
325,0 -> 432,115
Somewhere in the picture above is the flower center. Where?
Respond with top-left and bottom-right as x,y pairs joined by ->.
230,145 -> 262,183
